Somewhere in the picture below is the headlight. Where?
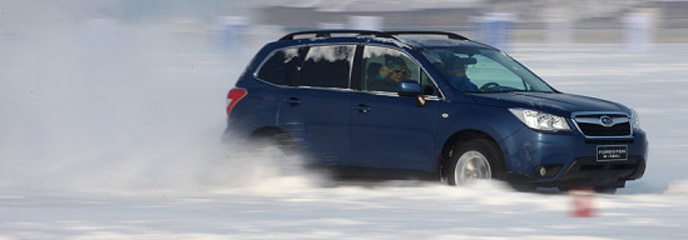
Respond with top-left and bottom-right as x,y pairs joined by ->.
509,108 -> 571,132
631,109 -> 641,129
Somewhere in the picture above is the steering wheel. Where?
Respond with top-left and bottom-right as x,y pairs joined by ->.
480,82 -> 500,91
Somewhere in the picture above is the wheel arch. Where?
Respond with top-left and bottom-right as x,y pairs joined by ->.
248,126 -> 298,152
437,129 -> 505,179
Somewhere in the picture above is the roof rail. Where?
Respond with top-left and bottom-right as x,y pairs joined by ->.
385,31 -> 469,40
279,30 -> 397,41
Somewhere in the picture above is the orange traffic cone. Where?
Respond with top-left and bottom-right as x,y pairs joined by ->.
569,186 -> 596,217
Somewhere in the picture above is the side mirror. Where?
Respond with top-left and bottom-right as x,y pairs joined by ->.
397,81 -> 422,97
397,81 -> 426,107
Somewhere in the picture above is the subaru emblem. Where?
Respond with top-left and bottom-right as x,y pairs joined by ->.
600,115 -> 614,127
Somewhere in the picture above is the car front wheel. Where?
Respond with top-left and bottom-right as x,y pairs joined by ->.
447,138 -> 505,186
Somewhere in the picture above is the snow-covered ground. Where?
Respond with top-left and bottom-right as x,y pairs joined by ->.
1,22 -> 688,239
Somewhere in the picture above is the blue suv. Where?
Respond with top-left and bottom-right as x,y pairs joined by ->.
225,30 -> 647,192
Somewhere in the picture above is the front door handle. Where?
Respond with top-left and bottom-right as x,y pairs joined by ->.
353,104 -> 371,114
283,97 -> 301,105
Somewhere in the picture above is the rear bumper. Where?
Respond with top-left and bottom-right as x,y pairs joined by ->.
222,118 -> 255,143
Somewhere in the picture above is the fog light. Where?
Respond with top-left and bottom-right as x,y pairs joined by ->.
534,164 -> 563,178
539,167 -> 547,176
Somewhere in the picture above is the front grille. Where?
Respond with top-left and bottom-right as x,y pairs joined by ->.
584,139 -> 634,145
573,113 -> 632,138
578,122 -> 631,136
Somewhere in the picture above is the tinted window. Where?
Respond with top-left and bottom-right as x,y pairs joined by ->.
362,46 -> 437,96
256,48 -> 301,86
422,47 -> 554,93
299,45 -> 355,89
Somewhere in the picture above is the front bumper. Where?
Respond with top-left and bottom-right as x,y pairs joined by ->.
499,127 -> 648,188
505,156 -> 646,188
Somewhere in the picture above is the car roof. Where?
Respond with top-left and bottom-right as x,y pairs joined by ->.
275,30 -> 492,49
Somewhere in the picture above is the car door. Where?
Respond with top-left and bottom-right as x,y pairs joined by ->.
278,45 -> 355,166
350,45 -> 441,171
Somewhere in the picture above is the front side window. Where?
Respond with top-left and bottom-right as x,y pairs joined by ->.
362,46 -> 438,96
422,47 -> 555,93
299,45 -> 355,89
256,47 -> 302,86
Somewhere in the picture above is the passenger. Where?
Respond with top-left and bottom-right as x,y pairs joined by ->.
368,56 -> 410,92
445,58 -> 478,92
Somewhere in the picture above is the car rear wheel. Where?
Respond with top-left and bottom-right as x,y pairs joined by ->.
447,138 -> 505,186
249,132 -> 301,175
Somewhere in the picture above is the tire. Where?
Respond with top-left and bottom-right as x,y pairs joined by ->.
249,131 -> 297,155
446,138 -> 505,186
248,132 -> 301,176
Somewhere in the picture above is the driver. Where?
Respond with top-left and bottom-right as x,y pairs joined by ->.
445,57 -> 477,92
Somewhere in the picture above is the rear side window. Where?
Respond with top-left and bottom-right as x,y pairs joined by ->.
299,45 -> 355,89
256,48 -> 301,86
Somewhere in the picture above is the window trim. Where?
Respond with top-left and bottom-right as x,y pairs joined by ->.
253,43 -> 360,90
358,43 -> 445,100
253,45 -> 305,88
252,42 -> 446,100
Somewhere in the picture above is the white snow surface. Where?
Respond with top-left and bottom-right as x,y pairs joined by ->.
2,22 -> 688,239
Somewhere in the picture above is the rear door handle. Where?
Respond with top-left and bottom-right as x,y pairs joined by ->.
283,97 -> 301,105
353,104 -> 371,113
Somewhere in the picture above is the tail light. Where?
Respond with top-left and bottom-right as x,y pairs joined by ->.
226,88 -> 247,117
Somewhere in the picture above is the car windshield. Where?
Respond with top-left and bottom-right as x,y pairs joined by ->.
421,47 -> 555,93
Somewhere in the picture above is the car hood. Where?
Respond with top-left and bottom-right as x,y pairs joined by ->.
471,92 -> 630,116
